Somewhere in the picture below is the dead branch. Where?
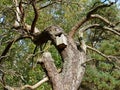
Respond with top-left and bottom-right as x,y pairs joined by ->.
108,56 -> 119,61
4,76 -> 55,90
21,77 -> 48,90
13,0 -> 21,27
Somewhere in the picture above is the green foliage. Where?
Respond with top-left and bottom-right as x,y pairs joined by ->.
38,82 -> 52,90
0,0 -> 120,90
82,61 -> 120,90
99,39 -> 120,55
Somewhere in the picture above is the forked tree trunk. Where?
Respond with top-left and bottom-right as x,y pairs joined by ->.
34,25 -> 86,90
60,37 -> 86,90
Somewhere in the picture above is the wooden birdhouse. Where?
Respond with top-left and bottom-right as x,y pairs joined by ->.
56,34 -> 67,49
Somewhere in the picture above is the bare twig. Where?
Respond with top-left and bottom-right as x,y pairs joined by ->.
0,55 -> 9,60
21,77 -> 48,90
4,77 -> 48,90
39,1 -> 56,10
108,56 -> 119,61
31,45 -> 38,68
4,70 -> 62,90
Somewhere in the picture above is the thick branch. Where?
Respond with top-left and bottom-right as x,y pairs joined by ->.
90,14 -> 115,26
3,25 -> 86,90
38,52 -> 63,90
69,17 -> 88,37
69,2 -> 115,38
69,13 -> 118,37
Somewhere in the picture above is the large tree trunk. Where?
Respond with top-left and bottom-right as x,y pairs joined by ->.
33,25 -> 86,90
60,37 -> 86,90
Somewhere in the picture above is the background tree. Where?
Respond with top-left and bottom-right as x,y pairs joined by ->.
0,0 -> 120,90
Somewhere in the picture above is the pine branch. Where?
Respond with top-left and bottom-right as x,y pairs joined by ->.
68,2 -> 115,38
87,45 -> 111,61
80,23 -> 120,36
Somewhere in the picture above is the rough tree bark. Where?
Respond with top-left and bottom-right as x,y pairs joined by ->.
34,25 -> 86,90
2,1 -> 119,90
2,25 -> 86,90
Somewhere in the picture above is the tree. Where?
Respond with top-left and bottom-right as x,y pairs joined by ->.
0,0 -> 120,90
